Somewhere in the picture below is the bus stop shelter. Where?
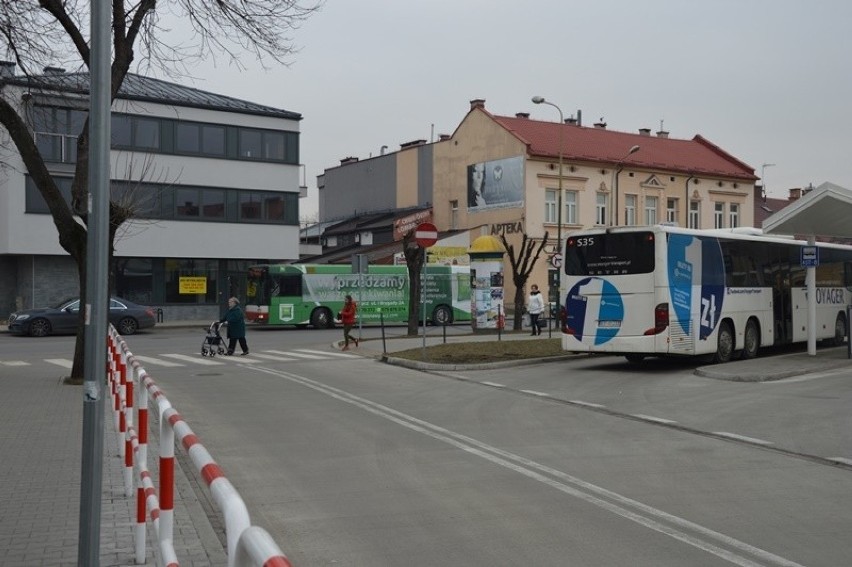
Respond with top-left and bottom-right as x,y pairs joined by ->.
762,182 -> 852,355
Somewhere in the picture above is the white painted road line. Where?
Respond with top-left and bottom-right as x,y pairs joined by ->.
481,381 -> 505,388
1,360 -> 30,366
134,355 -> 185,368
632,414 -> 678,425
296,348 -> 359,358
161,354 -> 224,366
828,457 -> 852,466
520,389 -> 550,397
251,353 -> 299,362
268,350 -> 325,360
713,432 -> 774,446
569,400 -> 606,409
45,359 -> 73,369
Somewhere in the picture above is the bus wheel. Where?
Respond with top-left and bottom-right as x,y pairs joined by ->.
311,308 -> 333,329
741,319 -> 760,359
431,305 -> 453,326
832,313 -> 847,346
713,321 -> 734,364
624,354 -> 645,363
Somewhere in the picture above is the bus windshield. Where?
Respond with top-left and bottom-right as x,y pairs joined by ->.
565,231 -> 655,276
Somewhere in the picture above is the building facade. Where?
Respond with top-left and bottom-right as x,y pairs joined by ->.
318,99 -> 758,314
0,64 -> 302,320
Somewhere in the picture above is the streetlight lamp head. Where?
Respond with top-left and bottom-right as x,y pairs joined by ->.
531,96 -> 546,104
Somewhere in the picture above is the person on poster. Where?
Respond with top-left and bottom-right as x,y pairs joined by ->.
468,162 -> 487,208
526,284 -> 545,336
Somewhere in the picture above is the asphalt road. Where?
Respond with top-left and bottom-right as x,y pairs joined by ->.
6,326 -> 852,566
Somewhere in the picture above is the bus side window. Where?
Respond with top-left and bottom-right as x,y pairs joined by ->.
279,275 -> 302,297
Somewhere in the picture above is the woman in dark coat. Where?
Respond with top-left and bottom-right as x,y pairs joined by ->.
220,296 -> 249,355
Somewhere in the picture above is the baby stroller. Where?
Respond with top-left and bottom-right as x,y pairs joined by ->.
201,321 -> 227,357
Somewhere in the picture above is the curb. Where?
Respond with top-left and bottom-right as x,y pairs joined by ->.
695,358 -> 852,382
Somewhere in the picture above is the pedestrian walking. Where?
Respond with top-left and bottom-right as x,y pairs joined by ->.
340,294 -> 358,350
526,284 -> 545,336
220,296 -> 249,355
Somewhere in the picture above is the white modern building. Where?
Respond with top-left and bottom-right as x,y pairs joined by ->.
0,63 -> 302,320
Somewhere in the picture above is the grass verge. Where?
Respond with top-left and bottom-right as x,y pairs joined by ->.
390,337 -> 564,363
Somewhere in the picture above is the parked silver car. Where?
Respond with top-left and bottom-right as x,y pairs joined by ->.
8,297 -> 157,337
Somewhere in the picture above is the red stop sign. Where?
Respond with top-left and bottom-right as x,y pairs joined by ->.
415,222 -> 438,248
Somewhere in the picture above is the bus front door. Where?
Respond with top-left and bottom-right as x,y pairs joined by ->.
771,263 -> 793,345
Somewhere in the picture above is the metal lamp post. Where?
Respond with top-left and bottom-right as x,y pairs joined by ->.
532,96 -> 564,331
612,145 -> 641,226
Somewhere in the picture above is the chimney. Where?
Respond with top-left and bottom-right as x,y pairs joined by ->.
43,66 -> 65,75
639,128 -> 651,136
789,187 -> 802,201
340,156 -> 359,165
515,112 -> 530,119
656,129 -> 669,138
594,120 -> 607,129
438,134 -> 451,141
564,116 -> 578,125
469,98 -> 486,110
0,60 -> 15,79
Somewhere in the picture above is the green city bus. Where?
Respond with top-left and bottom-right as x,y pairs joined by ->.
245,263 -> 472,328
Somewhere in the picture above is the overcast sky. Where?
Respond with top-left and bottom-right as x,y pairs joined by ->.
181,0 -> 852,219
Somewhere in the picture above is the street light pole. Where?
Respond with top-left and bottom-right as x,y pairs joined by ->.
612,145 -> 641,226
532,96 -> 563,331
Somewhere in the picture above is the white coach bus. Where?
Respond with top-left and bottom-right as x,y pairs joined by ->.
561,225 -> 852,363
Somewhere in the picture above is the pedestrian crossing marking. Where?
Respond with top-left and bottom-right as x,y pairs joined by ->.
45,358 -> 73,369
296,349 -> 359,358
162,354 -> 224,366
266,350 -> 325,360
250,353 -> 298,362
0,360 -> 30,366
134,355 -> 185,368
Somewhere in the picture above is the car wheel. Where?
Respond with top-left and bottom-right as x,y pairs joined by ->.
118,317 -> 138,335
741,319 -> 760,359
713,320 -> 734,364
29,318 -> 52,337
431,305 -> 453,326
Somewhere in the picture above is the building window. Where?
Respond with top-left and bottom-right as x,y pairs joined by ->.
729,203 -> 740,228
164,258 -> 219,304
595,193 -> 607,225
667,198 -> 678,224
450,200 -> 459,229
176,122 -> 226,156
624,194 -> 637,226
32,105 -> 86,163
714,202 -> 725,228
689,201 -> 700,228
565,191 -> 577,224
545,190 -> 557,224
645,196 -> 658,225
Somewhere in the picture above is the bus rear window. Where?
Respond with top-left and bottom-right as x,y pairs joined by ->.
565,232 -> 655,275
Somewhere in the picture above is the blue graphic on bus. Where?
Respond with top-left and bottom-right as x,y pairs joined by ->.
566,277 -> 624,345
667,234 -> 725,340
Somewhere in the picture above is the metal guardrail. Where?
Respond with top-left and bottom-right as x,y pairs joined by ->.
107,327 -> 292,566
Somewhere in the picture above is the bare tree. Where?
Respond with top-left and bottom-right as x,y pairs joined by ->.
500,232 -> 549,331
0,0 -> 321,379
402,229 -> 425,336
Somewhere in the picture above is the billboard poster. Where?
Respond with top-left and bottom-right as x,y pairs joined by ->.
467,155 -> 524,211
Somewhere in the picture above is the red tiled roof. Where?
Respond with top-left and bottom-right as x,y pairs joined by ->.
753,191 -> 794,228
491,114 -> 758,181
